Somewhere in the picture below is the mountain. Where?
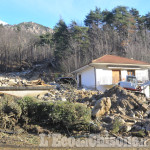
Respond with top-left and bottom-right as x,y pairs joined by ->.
16,22 -> 53,35
5,22 -> 53,35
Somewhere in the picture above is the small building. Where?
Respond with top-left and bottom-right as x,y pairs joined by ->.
72,55 -> 150,97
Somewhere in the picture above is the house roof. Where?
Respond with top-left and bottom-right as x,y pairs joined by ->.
71,55 -> 150,73
92,55 -> 150,65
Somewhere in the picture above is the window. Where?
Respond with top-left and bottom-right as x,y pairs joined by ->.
127,70 -> 135,76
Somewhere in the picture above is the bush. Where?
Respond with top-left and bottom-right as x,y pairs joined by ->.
17,98 -> 92,132
0,95 -> 22,129
0,95 -> 96,133
111,118 -> 123,134
49,102 -> 91,131
17,96 -> 39,125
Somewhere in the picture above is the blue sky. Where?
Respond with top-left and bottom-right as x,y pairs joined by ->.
0,0 -> 150,28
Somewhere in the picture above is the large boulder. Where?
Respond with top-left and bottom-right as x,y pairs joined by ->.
92,97 -> 111,118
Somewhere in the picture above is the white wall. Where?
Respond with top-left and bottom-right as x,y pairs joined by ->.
77,67 -> 95,89
96,69 -> 112,85
135,69 -> 149,82
121,70 -> 127,81
136,69 -> 149,98
76,67 -> 150,97
96,69 -> 112,91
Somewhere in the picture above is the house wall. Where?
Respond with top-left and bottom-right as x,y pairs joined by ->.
120,69 -> 149,83
135,69 -> 149,82
96,69 -> 112,92
96,69 -> 112,85
77,67 -> 95,89
135,69 -> 149,97
121,70 -> 127,81
76,67 -> 149,97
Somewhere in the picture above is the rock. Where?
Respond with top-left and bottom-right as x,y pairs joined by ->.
60,97 -> 67,101
143,110 -> 150,118
102,115 -> 114,123
141,103 -> 148,111
101,129 -> 109,136
118,118 -> 125,124
145,122 -> 150,131
92,97 -> 111,118
120,125 -> 132,132
132,125 -> 142,131
117,106 -> 126,115
129,110 -> 135,118
43,96 -> 49,101
91,100 -> 96,106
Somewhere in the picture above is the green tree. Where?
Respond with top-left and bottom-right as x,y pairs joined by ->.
70,21 -> 89,69
145,12 -> 150,30
39,33 -> 52,45
129,8 -> 145,30
84,7 -> 103,27
102,10 -> 114,26
53,19 -> 71,71
112,6 -> 132,32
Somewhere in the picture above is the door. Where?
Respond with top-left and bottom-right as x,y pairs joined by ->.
112,70 -> 121,84
79,74 -> 81,87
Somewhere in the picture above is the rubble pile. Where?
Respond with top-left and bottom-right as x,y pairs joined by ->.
1,74 -> 150,138
92,86 -> 150,137
37,88 -> 100,102
0,77 -> 46,87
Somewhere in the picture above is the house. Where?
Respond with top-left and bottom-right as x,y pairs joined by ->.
72,55 -> 150,97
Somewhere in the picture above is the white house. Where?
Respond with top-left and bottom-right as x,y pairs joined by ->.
72,55 -> 150,97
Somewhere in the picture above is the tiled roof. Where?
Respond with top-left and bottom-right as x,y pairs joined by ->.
92,55 -> 150,65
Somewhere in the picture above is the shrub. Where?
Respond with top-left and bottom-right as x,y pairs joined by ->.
49,102 -> 91,131
17,96 -> 39,124
0,95 -> 22,129
0,95 -> 97,133
111,118 -> 123,134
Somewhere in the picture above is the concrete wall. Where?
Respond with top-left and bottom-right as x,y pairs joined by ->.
76,67 -> 150,97
135,69 -> 149,97
77,67 -> 95,89
136,69 -> 149,82
96,69 -> 112,92
1,90 -> 49,97
96,69 -> 112,85
121,70 -> 127,81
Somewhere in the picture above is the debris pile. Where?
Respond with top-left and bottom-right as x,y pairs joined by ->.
92,86 -> 150,137
37,87 -> 100,102
0,77 -> 47,87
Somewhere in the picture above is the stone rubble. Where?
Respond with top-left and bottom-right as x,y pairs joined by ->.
37,87 -> 100,102
91,85 -> 150,137
0,76 -> 46,87
1,75 -> 150,138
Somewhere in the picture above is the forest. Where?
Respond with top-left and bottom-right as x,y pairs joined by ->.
1,6 -> 150,73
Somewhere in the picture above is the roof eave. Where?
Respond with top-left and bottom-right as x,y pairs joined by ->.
71,62 -> 150,74
71,65 -> 91,74
90,62 -> 150,68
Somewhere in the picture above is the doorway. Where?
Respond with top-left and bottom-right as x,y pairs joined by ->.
112,70 -> 121,84
79,74 -> 81,87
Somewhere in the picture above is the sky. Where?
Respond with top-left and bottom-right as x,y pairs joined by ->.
0,0 -> 150,28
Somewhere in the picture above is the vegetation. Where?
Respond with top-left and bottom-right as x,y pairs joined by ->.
0,95 -> 97,134
111,118 -> 123,134
1,6 -> 150,73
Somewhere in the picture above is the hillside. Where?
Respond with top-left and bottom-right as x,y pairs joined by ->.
5,22 -> 53,35
14,22 -> 53,35
0,6 -> 150,74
